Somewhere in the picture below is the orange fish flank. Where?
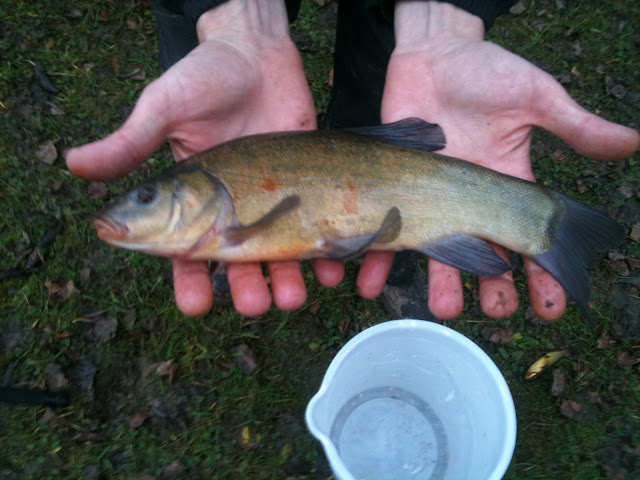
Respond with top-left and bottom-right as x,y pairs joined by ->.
343,183 -> 358,214
261,178 -> 281,192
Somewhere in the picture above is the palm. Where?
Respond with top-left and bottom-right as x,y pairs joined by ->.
382,39 -> 638,320
159,39 -> 316,160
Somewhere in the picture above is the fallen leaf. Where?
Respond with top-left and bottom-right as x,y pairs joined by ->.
551,370 -> 566,396
617,182 -> 635,198
69,8 -> 83,18
596,326 -> 612,349
98,10 -> 110,22
616,351 -> 635,367
576,180 -> 587,193
44,279 -> 80,300
481,326 -> 513,345
158,461 -> 186,480
38,407 -> 58,427
36,140 -> 57,165
67,356 -> 96,392
555,0 -> 565,10
231,344 -> 257,375
80,267 -> 91,286
308,301 -> 321,314
125,17 -> 138,30
46,363 -> 69,392
559,399 -> 582,419
53,330 -> 74,339
88,181 -> 107,199
570,65 -> 581,77
630,225 -> 640,242
93,316 -> 117,343
156,359 -> 177,382
240,425 -> 262,448
510,1 -> 526,15
128,412 -> 148,429
111,56 -> 120,75
326,68 -> 334,88
47,101 -> 64,115
551,149 -> 568,162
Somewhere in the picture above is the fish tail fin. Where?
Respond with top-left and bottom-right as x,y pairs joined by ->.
531,193 -> 624,324
342,118 -> 446,152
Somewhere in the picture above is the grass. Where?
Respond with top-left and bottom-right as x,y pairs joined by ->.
1,0 -> 639,479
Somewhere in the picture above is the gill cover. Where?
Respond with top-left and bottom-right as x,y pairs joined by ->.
94,165 -> 230,256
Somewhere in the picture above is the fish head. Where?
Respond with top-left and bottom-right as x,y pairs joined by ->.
94,165 -> 233,257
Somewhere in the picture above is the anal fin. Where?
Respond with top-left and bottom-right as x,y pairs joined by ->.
419,235 -> 511,276
326,207 -> 401,261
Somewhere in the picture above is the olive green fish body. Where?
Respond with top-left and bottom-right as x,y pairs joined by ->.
185,131 -> 562,261
94,119 -> 624,320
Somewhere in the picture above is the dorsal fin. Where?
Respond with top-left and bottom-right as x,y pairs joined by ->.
342,118 -> 446,152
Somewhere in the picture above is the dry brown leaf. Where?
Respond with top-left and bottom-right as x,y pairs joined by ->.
156,359 -> 177,382
36,140 -> 57,165
616,351 -> 635,367
596,326 -> 612,349
308,301 -> 321,314
38,407 -> 59,427
125,17 -> 138,30
111,56 -> 120,75
44,279 -> 80,300
510,1 -> 526,15
559,399 -> 582,419
159,461 -> 186,480
128,412 -> 148,429
551,370 -> 566,397
481,326 -> 513,345
88,181 -> 107,199
231,344 -> 257,376
98,10 -> 110,22
46,363 -> 69,392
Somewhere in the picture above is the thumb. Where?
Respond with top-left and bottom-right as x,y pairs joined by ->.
66,83 -> 169,181
535,80 -> 640,160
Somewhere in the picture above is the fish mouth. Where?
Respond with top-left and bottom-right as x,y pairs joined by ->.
94,216 -> 129,241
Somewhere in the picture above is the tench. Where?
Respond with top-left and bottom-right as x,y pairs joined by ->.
94,118 -> 624,320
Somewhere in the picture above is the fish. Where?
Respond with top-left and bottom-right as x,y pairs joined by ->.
94,118 -> 625,320
524,350 -> 570,380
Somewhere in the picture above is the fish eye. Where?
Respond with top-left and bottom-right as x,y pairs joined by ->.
135,184 -> 156,205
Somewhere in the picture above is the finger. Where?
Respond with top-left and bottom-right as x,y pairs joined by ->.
267,260 -> 307,311
172,258 -> 213,316
226,262 -> 272,317
357,251 -> 395,299
535,79 -> 640,160
66,82 -> 169,180
478,244 -> 519,318
524,257 -> 566,321
427,259 -> 463,319
312,259 -> 345,287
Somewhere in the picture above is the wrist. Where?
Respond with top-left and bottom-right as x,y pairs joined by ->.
196,0 -> 290,44
394,1 -> 484,52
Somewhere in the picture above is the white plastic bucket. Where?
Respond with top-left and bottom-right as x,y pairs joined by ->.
305,319 -> 516,480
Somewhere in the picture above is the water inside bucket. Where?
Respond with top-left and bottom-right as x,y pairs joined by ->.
329,387 -> 448,480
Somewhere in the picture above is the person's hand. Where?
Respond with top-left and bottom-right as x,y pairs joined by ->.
376,1 -> 640,321
67,0 -> 345,317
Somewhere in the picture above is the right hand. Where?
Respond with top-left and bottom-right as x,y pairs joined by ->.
67,0 -> 347,317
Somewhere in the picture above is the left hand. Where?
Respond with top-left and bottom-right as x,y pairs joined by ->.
373,1 -> 639,320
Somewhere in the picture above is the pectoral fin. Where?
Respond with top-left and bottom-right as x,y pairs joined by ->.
326,207 -> 401,261
419,235 -> 511,276
225,195 -> 301,244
